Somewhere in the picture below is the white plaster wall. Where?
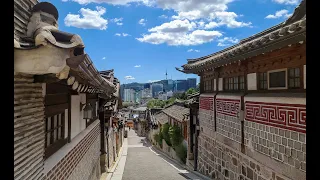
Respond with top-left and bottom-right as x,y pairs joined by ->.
79,93 -> 86,132
244,95 -> 306,105
218,78 -> 223,91
214,79 -> 217,91
71,95 -> 81,140
247,73 -> 257,90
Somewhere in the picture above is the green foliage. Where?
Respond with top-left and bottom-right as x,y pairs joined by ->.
175,144 -> 187,164
154,132 -> 163,147
169,125 -> 183,147
186,88 -> 197,95
161,123 -> 172,146
147,98 -> 176,109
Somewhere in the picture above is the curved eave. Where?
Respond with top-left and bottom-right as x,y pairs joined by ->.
182,18 -> 306,72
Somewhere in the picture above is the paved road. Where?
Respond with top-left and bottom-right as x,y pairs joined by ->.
110,128 -> 205,180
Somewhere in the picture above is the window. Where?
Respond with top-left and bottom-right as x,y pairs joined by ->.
45,112 -> 67,158
288,68 -> 300,89
258,72 -> 267,90
224,76 -> 243,91
268,69 -> 287,89
224,78 -> 229,90
203,79 -> 213,92
240,76 -> 245,90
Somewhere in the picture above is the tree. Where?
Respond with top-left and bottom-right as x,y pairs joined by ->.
169,125 -> 183,147
186,87 -> 198,95
161,123 -> 171,146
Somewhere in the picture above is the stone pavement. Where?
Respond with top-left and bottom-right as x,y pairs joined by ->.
107,128 -> 207,180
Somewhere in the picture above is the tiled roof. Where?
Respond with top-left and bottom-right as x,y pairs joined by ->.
154,112 -> 168,125
162,105 -> 189,122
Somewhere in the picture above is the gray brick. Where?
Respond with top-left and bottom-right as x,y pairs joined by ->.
268,133 -> 272,141
284,155 -> 288,164
297,151 -> 304,161
276,136 -> 281,144
257,130 -> 260,136
279,145 -> 285,154
288,157 -> 295,166
291,132 -> 298,140
301,162 -> 306,171
275,144 -> 279,151
273,134 -> 276,142
279,129 -> 284,136
294,141 -> 302,151
288,139 -> 294,148
266,126 -> 269,132
285,130 -> 290,138
285,147 -> 291,157
274,128 -> 279,135
291,149 -> 297,158
303,153 -> 306,162
282,137 -> 287,146
270,127 -> 274,133
295,159 -> 300,169
259,124 -> 263,130
299,133 -> 306,143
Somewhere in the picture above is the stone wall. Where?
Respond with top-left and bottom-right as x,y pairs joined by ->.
197,94 -> 306,180
107,128 -> 117,169
45,121 -> 101,180
14,73 -> 45,180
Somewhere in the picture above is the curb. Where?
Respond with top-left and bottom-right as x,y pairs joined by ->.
149,142 -> 211,180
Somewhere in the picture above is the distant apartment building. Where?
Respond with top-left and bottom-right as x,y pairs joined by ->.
175,80 -> 188,92
187,78 -> 197,89
151,83 -> 163,98
124,89 -> 135,102
158,91 -> 167,100
141,88 -> 152,98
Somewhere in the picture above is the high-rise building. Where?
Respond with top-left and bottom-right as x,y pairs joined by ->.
124,89 -> 135,102
141,88 -> 152,98
187,78 -> 197,89
175,80 -> 188,92
151,83 -> 163,98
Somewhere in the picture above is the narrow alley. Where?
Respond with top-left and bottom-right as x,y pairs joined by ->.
108,128 -> 206,180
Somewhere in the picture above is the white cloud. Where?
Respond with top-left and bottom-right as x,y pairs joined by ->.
187,49 -> 200,52
139,19 -> 147,26
134,65 -> 141,67
102,57 -> 106,59
115,33 -> 131,37
159,15 -> 168,19
137,19 -> 222,46
217,37 -> 239,46
111,17 -> 124,25
148,80 -> 160,83
204,21 -> 219,29
125,75 -> 135,80
66,0 -> 150,5
272,0 -> 300,5
265,9 -> 292,19
64,6 -> 108,30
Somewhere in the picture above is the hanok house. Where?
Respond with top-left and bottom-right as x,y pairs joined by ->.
162,103 -> 190,145
176,1 -> 306,180
14,1 -> 117,180
100,70 -> 124,170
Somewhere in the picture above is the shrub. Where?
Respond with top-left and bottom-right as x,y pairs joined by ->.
154,132 -> 163,147
175,143 -> 187,164
169,125 -> 183,147
161,123 -> 172,146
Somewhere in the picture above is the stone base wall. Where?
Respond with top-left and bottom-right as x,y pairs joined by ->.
107,129 -> 116,169
198,133 -> 292,180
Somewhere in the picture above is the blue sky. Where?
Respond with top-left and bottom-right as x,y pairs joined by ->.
43,0 -> 300,84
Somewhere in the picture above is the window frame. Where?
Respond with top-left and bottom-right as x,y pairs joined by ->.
288,67 -> 301,89
267,68 -> 288,90
258,72 -> 268,90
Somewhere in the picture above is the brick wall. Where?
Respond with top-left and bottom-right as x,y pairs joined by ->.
45,121 -> 101,180
216,96 -> 242,144
14,73 -> 45,180
198,95 -> 215,136
197,93 -> 306,180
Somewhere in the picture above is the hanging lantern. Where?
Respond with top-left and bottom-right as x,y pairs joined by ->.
83,103 -> 93,120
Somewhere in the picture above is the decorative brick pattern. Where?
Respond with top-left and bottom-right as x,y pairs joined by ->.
45,122 -> 101,180
197,133 -> 292,180
245,101 -> 306,133
244,121 -> 306,172
216,98 -> 240,117
14,73 -> 45,180
199,96 -> 214,111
